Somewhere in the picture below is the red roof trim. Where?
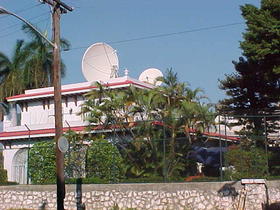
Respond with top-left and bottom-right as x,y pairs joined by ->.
6,80 -> 151,101
0,126 -> 86,138
0,123 -> 240,141
152,121 -> 240,141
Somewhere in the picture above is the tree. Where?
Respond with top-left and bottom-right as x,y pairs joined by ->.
155,70 -> 214,178
22,24 -> 70,88
0,23 -> 70,120
219,0 -> 280,140
224,145 -> 268,180
80,69 -> 215,180
0,24 -> 70,100
0,40 -> 29,101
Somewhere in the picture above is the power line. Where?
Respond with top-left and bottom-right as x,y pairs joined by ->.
0,3 -> 43,20
65,22 -> 244,51
0,17 -> 50,39
0,12 -> 50,33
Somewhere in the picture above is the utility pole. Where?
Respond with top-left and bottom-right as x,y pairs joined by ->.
41,1 -> 73,209
53,1 -> 64,209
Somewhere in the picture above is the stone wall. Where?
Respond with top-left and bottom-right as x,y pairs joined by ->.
0,180 -> 280,210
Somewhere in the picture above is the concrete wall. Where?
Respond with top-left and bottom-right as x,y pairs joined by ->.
1,180 -> 280,210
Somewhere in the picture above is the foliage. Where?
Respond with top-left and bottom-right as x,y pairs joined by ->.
81,69 -> 215,180
0,149 -> 7,183
0,24 -> 70,101
0,40 -> 29,100
187,176 -> 220,182
65,177 -> 109,184
21,24 -> 70,87
86,136 -> 124,182
218,0 -> 280,140
28,133 -> 124,184
0,168 -> 7,183
28,141 -> 56,184
267,147 -> 280,176
224,146 -> 268,180
64,130 -> 87,178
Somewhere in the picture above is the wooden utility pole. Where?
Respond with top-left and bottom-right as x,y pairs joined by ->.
41,0 -> 73,209
52,1 -> 64,209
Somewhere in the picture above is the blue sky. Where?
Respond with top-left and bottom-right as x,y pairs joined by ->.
1,0 -> 258,103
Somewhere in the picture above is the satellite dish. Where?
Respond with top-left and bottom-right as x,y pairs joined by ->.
139,68 -> 163,86
82,42 -> 119,82
58,136 -> 69,153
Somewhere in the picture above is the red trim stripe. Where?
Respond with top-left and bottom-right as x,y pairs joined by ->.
6,80 -> 151,101
0,124 -> 239,141
0,126 -> 86,138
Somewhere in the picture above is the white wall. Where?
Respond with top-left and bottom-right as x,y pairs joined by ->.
17,95 -> 85,129
3,148 -> 19,182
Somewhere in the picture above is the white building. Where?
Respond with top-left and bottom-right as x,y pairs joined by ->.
0,75 -> 154,184
0,42 -> 244,184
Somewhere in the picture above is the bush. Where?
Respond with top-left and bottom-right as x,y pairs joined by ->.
28,135 -> 125,184
66,177 -> 108,184
120,176 -> 165,183
86,138 -> 124,182
29,141 -> 56,184
0,168 -> 7,183
224,146 -> 268,180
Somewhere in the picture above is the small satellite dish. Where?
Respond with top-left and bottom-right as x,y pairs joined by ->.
139,68 -> 163,86
58,136 -> 69,153
82,42 -> 119,82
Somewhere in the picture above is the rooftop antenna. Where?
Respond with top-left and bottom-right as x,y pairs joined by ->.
81,42 -> 119,82
139,68 -> 163,86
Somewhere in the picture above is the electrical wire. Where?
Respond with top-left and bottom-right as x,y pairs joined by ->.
0,12 -> 50,33
0,17 -> 50,39
65,22 -> 244,51
0,3 -> 43,20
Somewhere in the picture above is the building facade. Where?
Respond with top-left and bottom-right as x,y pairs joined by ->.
0,76 -> 154,183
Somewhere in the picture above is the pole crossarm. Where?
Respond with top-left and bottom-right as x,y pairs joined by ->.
0,6 -> 57,48
40,0 -> 73,12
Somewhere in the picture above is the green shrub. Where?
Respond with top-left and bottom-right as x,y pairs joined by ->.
0,181 -> 17,185
28,141 -> 56,184
120,176 -> 165,183
86,138 -> 124,182
0,168 -> 7,183
224,146 -> 268,180
66,177 -> 108,184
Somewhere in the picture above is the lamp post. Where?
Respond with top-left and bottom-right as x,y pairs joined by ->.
0,5 -> 69,209
0,7 -> 56,48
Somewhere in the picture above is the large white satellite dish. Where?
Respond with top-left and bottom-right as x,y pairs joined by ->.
139,68 -> 163,86
82,42 -> 119,82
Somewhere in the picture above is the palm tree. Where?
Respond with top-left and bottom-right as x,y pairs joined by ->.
80,69 -> 216,179
0,23 -> 71,120
0,40 -> 29,101
22,24 -> 70,87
